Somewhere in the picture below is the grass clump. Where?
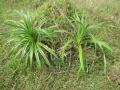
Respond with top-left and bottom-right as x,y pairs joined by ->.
5,11 -> 58,69
1,0 -> 119,90
4,0 -> 112,74
59,11 -> 112,73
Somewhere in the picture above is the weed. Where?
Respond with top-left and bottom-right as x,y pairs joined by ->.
60,11 -> 112,74
6,11 -> 58,69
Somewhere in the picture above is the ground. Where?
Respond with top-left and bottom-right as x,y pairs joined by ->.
0,0 -> 120,90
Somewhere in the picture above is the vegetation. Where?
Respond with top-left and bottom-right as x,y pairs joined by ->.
0,0 -> 120,90
6,11 -> 58,69
68,12 -> 112,73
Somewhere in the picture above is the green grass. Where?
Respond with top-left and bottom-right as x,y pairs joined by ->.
0,0 -> 120,90
6,11 -> 59,69
59,11 -> 112,73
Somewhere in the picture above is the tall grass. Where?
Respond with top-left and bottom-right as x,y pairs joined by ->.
0,0 -> 117,90
60,11 -> 112,73
3,0 -> 112,74
6,11 -> 58,69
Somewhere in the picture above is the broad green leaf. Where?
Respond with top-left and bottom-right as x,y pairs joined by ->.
34,46 -> 41,69
29,45 -> 34,67
37,45 -> 51,66
78,45 -> 85,73
39,42 -> 57,58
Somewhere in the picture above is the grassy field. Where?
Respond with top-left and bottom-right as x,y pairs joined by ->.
0,0 -> 120,90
